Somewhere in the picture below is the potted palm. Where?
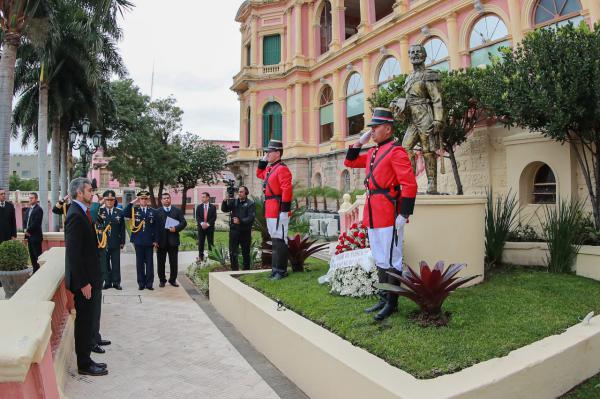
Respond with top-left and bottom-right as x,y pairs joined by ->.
0,240 -> 32,298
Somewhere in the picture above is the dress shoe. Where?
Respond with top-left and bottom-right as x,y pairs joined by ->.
146,286 -> 154,290
98,339 -> 111,346
159,281 -> 166,287
113,283 -> 122,290
91,345 -> 105,354
78,364 -> 108,376
103,283 -> 112,290
138,286 -> 145,291
93,361 -> 107,369
169,281 -> 179,287
270,273 -> 285,281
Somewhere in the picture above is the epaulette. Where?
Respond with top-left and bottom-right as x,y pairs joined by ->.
424,69 -> 441,82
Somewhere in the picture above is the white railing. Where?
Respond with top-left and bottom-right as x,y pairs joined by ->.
338,193 -> 365,233
262,64 -> 281,74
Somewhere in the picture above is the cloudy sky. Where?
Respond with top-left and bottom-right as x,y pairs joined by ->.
11,0 -> 242,152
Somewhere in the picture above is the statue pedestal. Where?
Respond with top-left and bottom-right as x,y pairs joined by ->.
404,195 -> 486,285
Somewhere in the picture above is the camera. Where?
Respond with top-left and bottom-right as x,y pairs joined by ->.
222,178 -> 237,199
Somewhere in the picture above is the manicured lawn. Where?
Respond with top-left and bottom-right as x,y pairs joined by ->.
240,260 -> 600,379
561,373 -> 600,398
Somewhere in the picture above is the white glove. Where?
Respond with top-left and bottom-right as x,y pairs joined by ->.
358,129 -> 372,145
395,214 -> 407,231
261,154 -> 268,162
279,212 -> 290,222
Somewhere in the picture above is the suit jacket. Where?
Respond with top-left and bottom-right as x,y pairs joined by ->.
65,202 -> 101,293
155,206 -> 187,247
96,206 -> 126,250
195,203 -> 216,231
24,204 -> 43,242
123,203 -> 158,247
0,201 -> 17,242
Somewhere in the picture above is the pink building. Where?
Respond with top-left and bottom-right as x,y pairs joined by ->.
89,140 -> 240,215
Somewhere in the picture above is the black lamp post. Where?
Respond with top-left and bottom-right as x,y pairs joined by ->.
69,116 -> 102,177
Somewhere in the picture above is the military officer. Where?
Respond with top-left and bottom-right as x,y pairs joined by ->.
391,44 -> 444,194
256,139 -> 293,280
123,191 -> 158,290
96,190 -> 125,290
344,108 -> 418,321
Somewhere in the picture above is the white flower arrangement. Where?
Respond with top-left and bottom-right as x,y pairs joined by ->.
330,264 -> 378,297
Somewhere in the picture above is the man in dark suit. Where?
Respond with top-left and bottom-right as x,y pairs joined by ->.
155,193 -> 187,287
221,186 -> 256,271
123,191 -> 158,290
96,190 -> 125,290
24,192 -> 43,273
65,177 -> 107,376
196,192 -> 216,262
0,188 -> 17,243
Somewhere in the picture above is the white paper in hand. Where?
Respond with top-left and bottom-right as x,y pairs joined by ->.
165,216 -> 180,230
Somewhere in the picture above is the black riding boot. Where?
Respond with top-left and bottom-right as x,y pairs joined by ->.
271,239 -> 288,280
365,267 -> 388,313
374,293 -> 398,321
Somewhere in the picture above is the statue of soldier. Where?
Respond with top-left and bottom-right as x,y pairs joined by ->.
391,44 -> 444,194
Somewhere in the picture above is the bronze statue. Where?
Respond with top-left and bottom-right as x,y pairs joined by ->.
390,44 -> 444,194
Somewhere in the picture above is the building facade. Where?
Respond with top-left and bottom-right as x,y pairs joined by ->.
228,0 -> 599,224
10,154 -> 52,180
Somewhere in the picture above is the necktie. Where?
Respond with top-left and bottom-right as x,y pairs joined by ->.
86,207 -> 92,224
0,202 -> 4,208
108,209 -> 112,217
204,205 -> 208,222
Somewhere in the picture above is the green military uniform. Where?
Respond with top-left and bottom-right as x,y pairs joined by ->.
95,191 -> 125,289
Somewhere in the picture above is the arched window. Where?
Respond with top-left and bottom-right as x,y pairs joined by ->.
346,72 -> 364,136
319,85 -> 334,143
314,173 -> 323,188
341,170 -> 351,193
377,56 -> 401,88
534,0 -> 583,28
262,102 -> 282,148
319,1 -> 333,55
246,107 -> 251,148
532,164 -> 556,204
423,37 -> 449,71
469,14 -> 510,67
344,0 -> 360,40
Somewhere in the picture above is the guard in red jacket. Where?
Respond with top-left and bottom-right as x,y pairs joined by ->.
344,107 -> 418,321
257,139 -> 293,280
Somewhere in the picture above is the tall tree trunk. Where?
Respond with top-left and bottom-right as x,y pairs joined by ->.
38,82 -> 49,232
158,180 -> 165,205
51,118 -> 61,231
0,34 -> 20,190
181,187 -> 189,213
148,184 -> 156,208
61,132 -> 68,197
447,145 -> 463,195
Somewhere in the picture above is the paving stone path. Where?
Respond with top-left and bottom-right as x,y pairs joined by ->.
63,252 -> 293,399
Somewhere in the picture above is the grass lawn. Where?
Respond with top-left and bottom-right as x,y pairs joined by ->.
562,373 -> 600,398
239,259 -> 600,380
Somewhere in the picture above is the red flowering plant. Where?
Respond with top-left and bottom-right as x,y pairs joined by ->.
334,222 -> 369,255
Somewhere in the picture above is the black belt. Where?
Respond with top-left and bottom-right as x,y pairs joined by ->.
264,195 -> 282,200
367,185 -> 400,196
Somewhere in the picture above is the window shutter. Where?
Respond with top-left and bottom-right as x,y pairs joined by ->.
273,113 -> 282,141
263,35 -> 281,66
262,114 -> 271,148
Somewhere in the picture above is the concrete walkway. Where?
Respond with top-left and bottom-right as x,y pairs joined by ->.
63,252 -> 284,399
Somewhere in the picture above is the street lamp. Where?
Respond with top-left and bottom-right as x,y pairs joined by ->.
69,116 -> 102,177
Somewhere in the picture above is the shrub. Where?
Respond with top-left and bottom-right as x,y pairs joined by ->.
287,234 -> 329,272
576,212 -> 600,246
485,189 -> 518,272
540,199 -> 583,273
182,220 -> 198,241
0,240 -> 30,271
507,224 -> 541,242
376,261 -> 479,326
207,244 -> 229,268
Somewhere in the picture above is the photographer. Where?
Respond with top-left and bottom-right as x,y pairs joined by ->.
221,185 -> 255,271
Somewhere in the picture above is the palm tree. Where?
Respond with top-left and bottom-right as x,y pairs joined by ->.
12,0 -> 128,229
323,187 -> 342,211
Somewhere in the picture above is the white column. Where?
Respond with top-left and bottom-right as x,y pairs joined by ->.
446,13 -> 460,70
507,0 -> 523,45
249,91 -> 258,148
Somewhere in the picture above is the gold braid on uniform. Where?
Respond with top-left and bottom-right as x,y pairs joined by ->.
96,224 -> 112,249
130,206 -> 145,233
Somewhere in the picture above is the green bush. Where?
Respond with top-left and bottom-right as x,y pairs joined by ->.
541,199 -> 583,274
485,189 -> 518,273
0,240 -> 30,271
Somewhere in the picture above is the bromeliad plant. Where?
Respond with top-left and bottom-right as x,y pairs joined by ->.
287,234 -> 329,272
376,261 -> 479,326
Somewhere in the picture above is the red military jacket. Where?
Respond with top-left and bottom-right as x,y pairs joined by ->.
256,159 -> 293,218
344,138 -> 417,228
